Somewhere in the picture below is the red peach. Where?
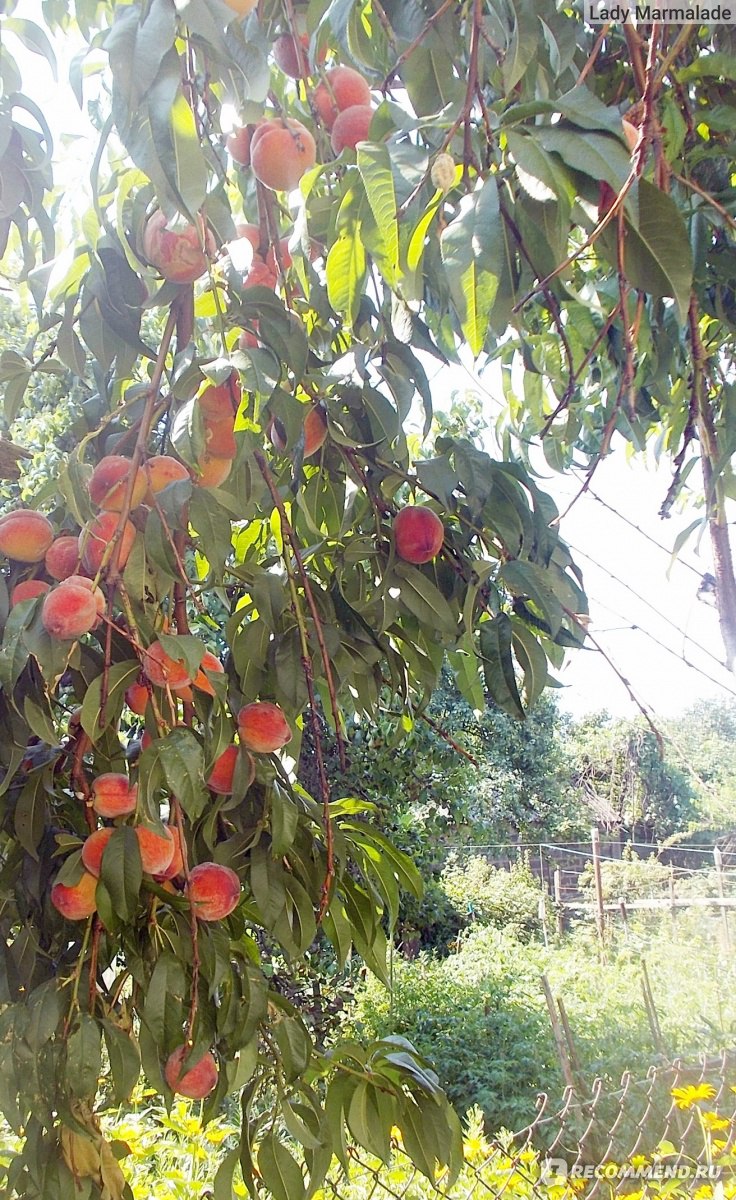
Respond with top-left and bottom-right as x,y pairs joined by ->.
237,701 -> 292,753
0,510 -> 54,563
227,127 -> 255,167
313,66 -> 371,130
41,582 -> 100,640
88,455 -> 147,512
91,773 -> 138,819
331,104 -> 373,154
79,512 -> 136,575
154,825 -> 185,881
393,505 -> 444,564
197,377 -> 241,421
135,824 -> 175,875
186,862 -> 241,920
143,455 -> 191,498
250,118 -> 317,192
194,454 -> 232,489
81,826 -> 115,877
125,680 -> 150,715
203,414 -> 237,459
142,640 -> 195,690
273,32 -> 309,78
164,1045 -> 218,1099
192,650 -> 225,697
142,210 -> 216,285
224,0 -> 258,18
51,871 -> 98,920
239,327 -> 260,351
207,744 -> 243,794
11,579 -> 50,606
45,535 -> 82,581
235,222 -> 262,252
63,575 -> 105,622
243,259 -> 279,291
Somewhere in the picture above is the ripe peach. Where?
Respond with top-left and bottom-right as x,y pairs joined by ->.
243,259 -> 278,290
0,510 -> 54,563
223,0 -> 257,16
51,871 -> 98,920
237,701 -> 292,753
393,505 -> 444,564
45,535 -> 81,580
11,579 -> 50,606
206,744 -> 246,794
135,824 -> 175,875
79,512 -> 136,575
192,650 -> 224,697
125,679 -> 150,715
331,104 -> 373,154
142,640 -> 195,690
91,773 -> 138,819
265,238 -> 293,274
89,455 -> 147,512
250,118 -> 316,192
235,222 -> 262,252
239,327 -> 260,351
81,826 -> 115,877
313,66 -> 371,130
63,575 -> 105,621
41,581 -> 100,640
194,454 -> 232,489
186,862 -> 241,920
197,377 -> 241,421
164,1045 -> 218,1099
154,825 -> 185,881
203,414 -> 237,458
273,32 -> 309,78
142,210 -> 216,285
228,127 -> 255,167
143,455 -> 191,497
269,406 -> 327,458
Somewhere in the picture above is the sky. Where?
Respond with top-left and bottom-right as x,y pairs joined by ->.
7,3 -> 736,726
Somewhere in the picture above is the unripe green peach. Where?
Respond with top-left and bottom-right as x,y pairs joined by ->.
430,152 -> 456,193
186,862 -> 241,920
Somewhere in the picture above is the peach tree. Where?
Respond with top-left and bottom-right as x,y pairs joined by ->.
2,0 -> 730,1196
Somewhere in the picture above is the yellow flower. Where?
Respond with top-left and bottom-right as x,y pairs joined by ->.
630,1154 -> 649,1169
693,1186 -> 714,1200
671,1083 -> 716,1110
702,1111 -> 730,1132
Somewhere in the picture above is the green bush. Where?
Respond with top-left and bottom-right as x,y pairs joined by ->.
441,855 -> 545,940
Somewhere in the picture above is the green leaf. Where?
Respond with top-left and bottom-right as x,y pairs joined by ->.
392,562 -> 457,635
257,1132 -> 306,1200
511,618 -> 548,708
66,1015 -> 101,1100
500,559 -> 563,637
357,143 -> 399,287
170,91 -> 208,219
80,660 -> 140,743
326,229 -> 366,328
100,826 -> 142,924
608,179 -> 693,322
479,614 -> 525,721
440,178 -> 501,356
502,0 -> 538,91
156,727 -> 208,821
14,775 -> 46,861
102,1020 -> 141,1103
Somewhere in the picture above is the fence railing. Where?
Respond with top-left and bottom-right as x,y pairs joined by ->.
322,1050 -> 736,1199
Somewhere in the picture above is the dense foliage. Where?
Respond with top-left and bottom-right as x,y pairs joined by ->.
1,0 -> 736,1195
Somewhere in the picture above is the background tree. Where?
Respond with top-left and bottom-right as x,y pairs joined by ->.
0,2 -> 733,1197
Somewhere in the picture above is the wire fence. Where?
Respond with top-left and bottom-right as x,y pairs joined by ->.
323,1051 -> 736,1199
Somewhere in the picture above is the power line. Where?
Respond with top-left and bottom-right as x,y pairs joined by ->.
588,591 -> 736,700
569,542 -> 728,675
587,489 -> 706,580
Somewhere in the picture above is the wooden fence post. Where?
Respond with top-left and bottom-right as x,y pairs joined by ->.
714,846 -> 732,951
591,827 -> 606,943
554,868 -> 564,937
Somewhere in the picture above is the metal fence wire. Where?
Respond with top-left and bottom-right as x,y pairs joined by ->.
322,1050 -> 736,1198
